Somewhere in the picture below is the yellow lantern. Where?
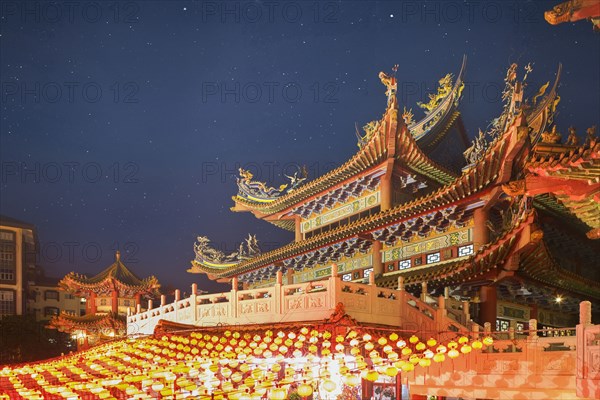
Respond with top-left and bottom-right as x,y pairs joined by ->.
472,340 -> 483,349
436,345 -> 447,354
365,369 -> 379,382
297,383 -> 313,398
385,366 -> 398,377
365,342 -> 374,351
415,342 -> 426,351
322,379 -> 336,392
458,336 -> 469,344
482,336 -> 494,346
389,332 -> 399,341
409,335 -> 419,344
270,388 -> 287,400
447,341 -> 458,349
433,353 -> 445,363
377,337 -> 388,346
448,349 -> 460,359
344,374 -> 360,387
460,345 -> 472,354
426,338 -> 437,347
419,358 -> 431,367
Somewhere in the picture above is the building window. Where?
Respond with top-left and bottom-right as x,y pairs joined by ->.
398,259 -> 411,270
364,268 -> 374,278
44,290 -> 59,301
44,307 -> 59,317
387,263 -> 395,272
496,318 -> 510,332
100,298 -> 107,306
0,230 -> 16,283
123,299 -> 131,307
414,256 -> 423,266
342,273 -> 352,282
458,244 -> 474,257
426,252 -> 441,264
64,293 -> 74,300
0,289 -> 15,316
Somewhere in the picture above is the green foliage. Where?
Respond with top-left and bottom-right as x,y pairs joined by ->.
0,315 -> 75,364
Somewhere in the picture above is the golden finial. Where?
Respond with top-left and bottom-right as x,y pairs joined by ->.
115,251 -> 121,262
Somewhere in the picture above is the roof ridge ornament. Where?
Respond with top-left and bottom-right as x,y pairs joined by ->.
115,250 -> 121,262
378,64 -> 398,109
236,167 -> 307,202
194,234 -> 261,268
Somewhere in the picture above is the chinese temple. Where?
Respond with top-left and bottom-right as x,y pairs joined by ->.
1,58 -> 599,399
49,251 -> 160,350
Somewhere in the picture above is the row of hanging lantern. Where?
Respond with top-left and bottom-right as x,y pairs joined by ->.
0,326 -> 493,399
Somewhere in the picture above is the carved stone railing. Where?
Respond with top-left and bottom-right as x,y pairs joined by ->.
407,301 -> 599,400
126,269 -> 473,336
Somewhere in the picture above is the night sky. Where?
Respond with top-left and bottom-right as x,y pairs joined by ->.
1,1 -> 598,293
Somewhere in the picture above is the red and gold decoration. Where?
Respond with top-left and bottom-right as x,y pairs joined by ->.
0,325 -> 492,399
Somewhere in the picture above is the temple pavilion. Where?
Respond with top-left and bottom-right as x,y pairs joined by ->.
189,57 -> 599,334
49,251 -> 160,349
1,58 -> 598,400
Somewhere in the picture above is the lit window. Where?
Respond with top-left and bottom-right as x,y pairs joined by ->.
363,268 -> 374,278
458,244 -> 474,256
496,319 -> 509,332
426,252 -> 440,264
387,264 -> 395,272
399,259 -> 411,270
342,273 -> 352,282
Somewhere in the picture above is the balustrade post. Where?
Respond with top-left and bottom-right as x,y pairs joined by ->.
190,284 -> 198,324
528,319 -> 538,339
397,276 -> 404,291
136,303 -> 141,314
580,300 -> 592,325
175,289 -> 181,302
161,295 -> 166,307
508,326 -> 516,352
462,300 -> 470,324
231,276 -> 239,319
368,271 -> 375,286
148,299 -> 153,310
420,282 -> 428,302
484,322 -> 492,353
472,323 -> 480,339
275,270 -> 283,315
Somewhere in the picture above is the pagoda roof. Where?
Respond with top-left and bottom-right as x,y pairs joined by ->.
190,119 -> 513,279
49,312 -> 126,334
59,251 -> 160,298
230,58 -> 468,221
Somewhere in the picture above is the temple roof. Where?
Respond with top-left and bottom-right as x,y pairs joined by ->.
49,312 -> 126,334
230,58 -> 468,222
59,251 -> 160,298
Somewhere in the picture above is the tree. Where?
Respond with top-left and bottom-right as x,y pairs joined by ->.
0,315 -> 75,364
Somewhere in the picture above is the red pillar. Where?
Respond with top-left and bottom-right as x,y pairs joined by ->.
381,173 -> 392,211
89,292 -> 97,314
530,303 -> 538,319
135,293 -> 142,307
480,285 -> 497,326
372,240 -> 383,277
294,216 -> 303,242
111,290 -> 119,313
473,207 -> 490,251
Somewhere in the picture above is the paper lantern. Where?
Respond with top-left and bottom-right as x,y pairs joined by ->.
344,374 -> 360,387
365,369 -> 379,382
448,349 -> 460,359
460,345 -> 472,354
409,335 -> 419,344
433,353 -> 445,363
482,336 -> 494,346
270,388 -> 287,400
426,338 -> 437,347
322,379 -> 336,392
385,366 -> 398,377
297,383 -> 313,398
472,340 -> 483,349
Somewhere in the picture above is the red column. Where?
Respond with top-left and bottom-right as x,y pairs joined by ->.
480,285 -> 497,326
372,241 -> 383,277
111,290 -> 119,313
294,216 -> 303,242
89,292 -> 97,314
381,173 -> 392,211
135,293 -> 142,307
473,207 -> 490,251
